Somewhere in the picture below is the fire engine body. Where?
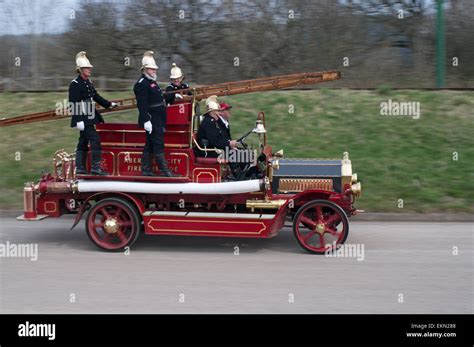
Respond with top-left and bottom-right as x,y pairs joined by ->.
15,71 -> 362,254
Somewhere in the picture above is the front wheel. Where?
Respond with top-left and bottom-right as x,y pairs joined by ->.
86,197 -> 141,251
293,200 -> 349,254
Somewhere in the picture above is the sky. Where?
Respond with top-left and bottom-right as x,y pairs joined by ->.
0,0 -> 81,36
0,0 -> 440,36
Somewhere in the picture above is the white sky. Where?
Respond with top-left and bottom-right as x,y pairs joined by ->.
0,0 -> 440,36
0,0 -> 80,35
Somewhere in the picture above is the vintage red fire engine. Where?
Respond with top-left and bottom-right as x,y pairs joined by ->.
15,71 -> 362,254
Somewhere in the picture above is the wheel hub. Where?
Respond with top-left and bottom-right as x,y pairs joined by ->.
315,223 -> 325,234
104,218 -> 119,234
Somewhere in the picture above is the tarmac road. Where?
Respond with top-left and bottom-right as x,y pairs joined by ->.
0,216 -> 472,314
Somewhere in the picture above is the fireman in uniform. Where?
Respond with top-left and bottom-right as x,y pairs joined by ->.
165,63 -> 192,104
217,101 -> 248,178
217,102 -> 232,142
69,51 -> 118,175
196,97 -> 257,180
134,51 -> 178,177
195,96 -> 238,158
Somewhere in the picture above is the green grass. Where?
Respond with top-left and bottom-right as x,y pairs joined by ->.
0,90 -> 473,213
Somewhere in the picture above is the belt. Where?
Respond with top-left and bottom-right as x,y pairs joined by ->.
149,102 -> 164,108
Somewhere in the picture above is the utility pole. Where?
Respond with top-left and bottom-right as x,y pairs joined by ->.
32,0 -> 40,90
436,0 -> 445,88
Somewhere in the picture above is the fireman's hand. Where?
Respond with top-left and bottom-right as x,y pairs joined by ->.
110,102 -> 119,108
76,121 -> 85,131
175,94 -> 183,100
229,140 -> 238,149
144,121 -> 152,134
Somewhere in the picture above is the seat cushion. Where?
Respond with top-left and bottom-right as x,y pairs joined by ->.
195,157 -> 228,164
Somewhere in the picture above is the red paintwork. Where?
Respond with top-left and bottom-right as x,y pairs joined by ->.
91,120 -> 220,182
36,195 -> 65,217
88,102 -> 219,181
143,214 -> 276,238
86,199 -> 139,250
293,201 -> 348,254
25,100 -> 357,249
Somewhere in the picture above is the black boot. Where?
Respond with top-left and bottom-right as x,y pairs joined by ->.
75,150 -> 88,175
155,153 -> 179,177
141,152 -> 156,176
90,150 -> 108,176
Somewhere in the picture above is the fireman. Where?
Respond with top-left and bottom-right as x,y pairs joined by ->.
217,102 -> 232,141
69,51 -> 118,175
134,51 -> 178,177
195,96 -> 238,158
217,102 -> 249,178
165,62 -> 192,104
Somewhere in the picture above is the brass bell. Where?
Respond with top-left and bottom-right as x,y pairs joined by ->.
253,119 -> 266,134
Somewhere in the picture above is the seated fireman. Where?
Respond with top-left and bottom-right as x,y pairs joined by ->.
165,63 -> 192,104
216,102 -> 232,143
195,95 -> 238,158
217,101 -> 251,178
196,96 -> 250,179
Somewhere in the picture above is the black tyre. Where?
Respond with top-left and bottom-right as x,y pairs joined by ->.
293,199 -> 349,254
85,197 -> 141,252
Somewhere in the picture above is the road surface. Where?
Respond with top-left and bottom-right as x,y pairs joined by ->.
0,216 -> 472,314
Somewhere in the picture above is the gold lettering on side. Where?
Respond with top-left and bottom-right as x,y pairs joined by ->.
127,165 -> 142,172
119,152 -> 188,176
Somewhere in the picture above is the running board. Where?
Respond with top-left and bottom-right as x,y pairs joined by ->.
143,211 -> 275,219
143,211 -> 278,238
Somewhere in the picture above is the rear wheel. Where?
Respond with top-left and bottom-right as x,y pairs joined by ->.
85,197 -> 141,251
293,200 -> 349,254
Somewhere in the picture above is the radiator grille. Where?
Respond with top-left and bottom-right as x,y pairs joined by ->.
278,178 -> 333,193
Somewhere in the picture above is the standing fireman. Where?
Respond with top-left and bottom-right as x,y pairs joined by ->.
69,51 -> 118,175
134,51 -> 177,177
165,63 -> 191,104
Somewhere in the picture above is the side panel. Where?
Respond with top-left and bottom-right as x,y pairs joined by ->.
143,212 -> 277,238
115,150 -> 190,177
92,120 -> 223,181
36,195 -> 68,217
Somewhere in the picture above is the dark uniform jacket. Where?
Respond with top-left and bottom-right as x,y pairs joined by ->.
217,117 -> 232,140
195,115 -> 231,157
165,82 -> 192,104
134,74 -> 174,129
69,75 -> 111,128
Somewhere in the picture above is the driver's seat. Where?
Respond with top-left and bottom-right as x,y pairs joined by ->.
192,134 -> 227,164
